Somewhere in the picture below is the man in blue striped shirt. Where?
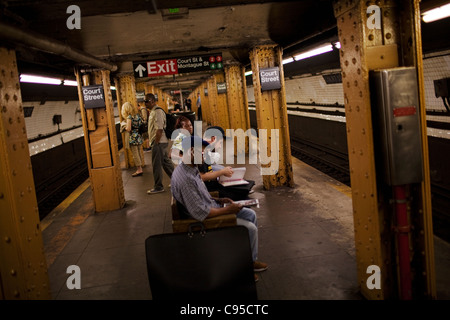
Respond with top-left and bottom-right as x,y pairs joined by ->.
171,136 -> 268,278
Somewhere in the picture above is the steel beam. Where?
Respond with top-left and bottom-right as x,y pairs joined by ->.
75,69 -> 125,212
0,47 -> 51,299
225,63 -> 251,154
249,45 -> 294,189
213,73 -> 231,134
333,0 -> 435,299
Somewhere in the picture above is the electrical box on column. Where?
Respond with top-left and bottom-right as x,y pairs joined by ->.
370,67 -> 423,186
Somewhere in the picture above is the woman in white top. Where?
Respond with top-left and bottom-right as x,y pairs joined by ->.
170,115 -> 193,164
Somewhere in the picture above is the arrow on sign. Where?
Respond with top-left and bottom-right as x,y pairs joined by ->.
135,64 -> 146,77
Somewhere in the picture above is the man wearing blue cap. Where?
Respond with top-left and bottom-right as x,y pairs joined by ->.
171,136 -> 268,279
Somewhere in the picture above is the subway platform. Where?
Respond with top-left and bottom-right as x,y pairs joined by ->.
41,145 -> 450,300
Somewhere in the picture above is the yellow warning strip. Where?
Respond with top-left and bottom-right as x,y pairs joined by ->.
41,178 -> 90,231
41,178 -> 93,267
44,197 -> 93,267
328,182 -> 352,198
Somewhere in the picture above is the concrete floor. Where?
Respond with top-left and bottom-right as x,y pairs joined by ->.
41,148 -> 450,300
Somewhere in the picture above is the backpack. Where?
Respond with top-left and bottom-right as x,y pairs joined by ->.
155,107 -> 175,140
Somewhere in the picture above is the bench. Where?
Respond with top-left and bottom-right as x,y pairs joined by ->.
171,194 -> 237,233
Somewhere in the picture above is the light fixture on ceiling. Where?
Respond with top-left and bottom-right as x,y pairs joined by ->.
282,57 -> 294,65
20,74 -> 62,85
422,3 -> 450,23
293,44 -> 334,61
20,74 -> 115,90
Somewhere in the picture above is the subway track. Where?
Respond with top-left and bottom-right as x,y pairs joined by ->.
290,136 -> 450,243
290,137 -> 351,187
36,161 -> 89,220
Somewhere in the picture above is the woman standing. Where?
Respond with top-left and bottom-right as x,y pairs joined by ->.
121,102 -> 144,177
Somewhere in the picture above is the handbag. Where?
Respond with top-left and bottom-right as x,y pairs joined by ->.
144,223 -> 257,300
138,121 -> 148,134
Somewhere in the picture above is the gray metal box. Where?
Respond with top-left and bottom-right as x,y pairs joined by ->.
370,67 -> 424,186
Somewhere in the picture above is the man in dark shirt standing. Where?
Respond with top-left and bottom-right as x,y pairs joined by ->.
171,136 -> 268,279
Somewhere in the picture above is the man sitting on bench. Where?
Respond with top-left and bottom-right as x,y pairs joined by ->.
170,136 -> 268,280
200,126 -> 256,201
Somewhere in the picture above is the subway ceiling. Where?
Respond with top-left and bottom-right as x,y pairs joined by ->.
1,0 -> 450,92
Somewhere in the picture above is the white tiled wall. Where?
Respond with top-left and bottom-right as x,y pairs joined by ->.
423,49 -> 450,112
247,69 -> 345,106
25,100 -> 120,155
284,70 -> 345,106
24,100 -> 82,139
247,51 -> 450,112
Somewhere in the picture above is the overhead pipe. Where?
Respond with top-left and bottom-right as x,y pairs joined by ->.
393,185 -> 413,300
0,21 -> 118,72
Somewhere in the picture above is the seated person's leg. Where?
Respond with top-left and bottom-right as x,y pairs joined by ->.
236,207 -> 257,226
236,217 -> 258,262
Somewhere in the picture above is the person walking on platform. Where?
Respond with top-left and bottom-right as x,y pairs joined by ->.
171,136 -> 268,280
145,93 -> 174,194
121,102 -> 144,177
196,92 -> 202,121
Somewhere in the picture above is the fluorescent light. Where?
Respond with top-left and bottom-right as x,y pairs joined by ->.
20,74 -> 62,85
293,44 -> 333,61
245,71 -> 253,76
19,74 -> 116,91
422,3 -> 450,22
334,42 -> 341,49
63,80 -> 78,86
282,57 -> 294,65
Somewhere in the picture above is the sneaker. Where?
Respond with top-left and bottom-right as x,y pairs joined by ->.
147,188 -> 164,195
253,261 -> 268,272
254,274 -> 259,282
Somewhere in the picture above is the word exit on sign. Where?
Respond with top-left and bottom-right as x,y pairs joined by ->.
133,53 -> 223,78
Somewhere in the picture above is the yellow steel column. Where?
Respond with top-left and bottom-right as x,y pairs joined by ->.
249,45 -> 294,189
201,83 -> 209,124
206,77 -> 218,126
225,63 -> 251,154
333,0 -> 435,299
136,81 -> 146,93
156,88 -> 167,112
214,73 -> 231,133
0,48 -> 51,299
75,69 -> 125,212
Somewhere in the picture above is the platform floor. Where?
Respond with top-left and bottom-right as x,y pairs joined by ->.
41,145 -> 450,300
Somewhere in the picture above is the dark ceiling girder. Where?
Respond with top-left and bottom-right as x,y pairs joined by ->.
0,21 -> 118,72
